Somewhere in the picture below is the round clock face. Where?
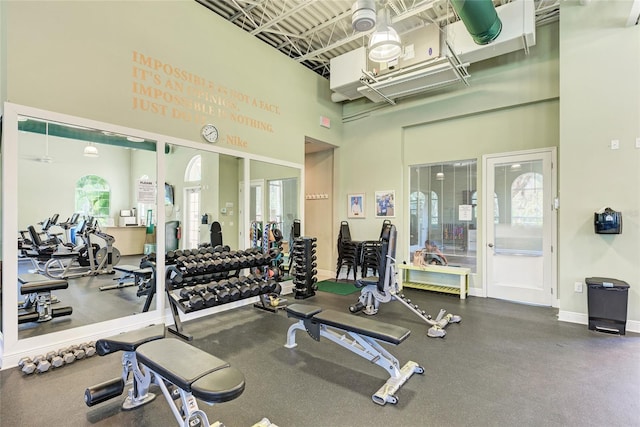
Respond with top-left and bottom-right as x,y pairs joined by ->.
201,124 -> 219,143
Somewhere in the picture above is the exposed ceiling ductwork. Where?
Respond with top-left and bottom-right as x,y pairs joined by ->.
200,0 -> 561,80
330,0 -> 536,104
450,0 -> 503,45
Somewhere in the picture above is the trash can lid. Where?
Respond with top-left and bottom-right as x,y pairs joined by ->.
585,277 -> 630,288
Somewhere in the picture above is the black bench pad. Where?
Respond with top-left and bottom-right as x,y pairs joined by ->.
136,338 -> 245,403
287,304 -> 410,345
20,280 -> 68,294
96,324 -> 166,356
286,304 -> 322,319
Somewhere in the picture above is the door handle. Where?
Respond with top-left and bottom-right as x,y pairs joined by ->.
488,243 -> 494,248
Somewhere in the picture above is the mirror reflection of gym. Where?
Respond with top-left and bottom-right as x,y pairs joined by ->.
248,159 -> 300,251
163,144 -> 241,252
16,117 -> 158,339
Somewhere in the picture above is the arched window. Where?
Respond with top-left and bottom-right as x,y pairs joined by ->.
511,172 -> 543,225
185,155 -> 202,182
75,175 -> 110,224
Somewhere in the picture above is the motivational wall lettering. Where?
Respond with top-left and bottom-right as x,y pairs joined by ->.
131,51 -> 282,148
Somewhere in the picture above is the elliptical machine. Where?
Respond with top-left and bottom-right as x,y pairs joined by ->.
44,217 -> 121,279
348,223 -> 461,338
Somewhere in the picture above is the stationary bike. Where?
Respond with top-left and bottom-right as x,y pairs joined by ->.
44,218 -> 121,279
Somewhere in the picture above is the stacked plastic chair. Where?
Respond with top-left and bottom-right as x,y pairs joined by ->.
336,221 -> 359,280
359,220 -> 390,277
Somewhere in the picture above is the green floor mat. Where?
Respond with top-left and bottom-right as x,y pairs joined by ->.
316,280 -> 360,296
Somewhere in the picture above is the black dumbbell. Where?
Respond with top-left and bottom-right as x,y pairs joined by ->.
201,291 -> 218,307
179,286 -> 195,300
184,294 -> 204,311
229,277 -> 251,298
219,279 -> 240,301
208,283 -> 230,303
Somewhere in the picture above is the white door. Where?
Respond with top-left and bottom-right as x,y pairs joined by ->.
483,148 -> 556,306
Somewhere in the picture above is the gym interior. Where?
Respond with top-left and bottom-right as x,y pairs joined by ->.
1,1 -> 639,426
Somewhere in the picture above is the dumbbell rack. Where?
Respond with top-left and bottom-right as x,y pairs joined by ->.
291,237 -> 318,299
164,247 -> 277,341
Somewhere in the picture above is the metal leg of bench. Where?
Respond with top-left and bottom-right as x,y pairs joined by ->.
121,352 -> 156,410
152,370 -> 213,427
284,320 -> 305,348
288,322 -> 424,406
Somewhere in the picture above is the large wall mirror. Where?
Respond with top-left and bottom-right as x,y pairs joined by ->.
15,115 -> 160,340
164,144 -> 242,252
1,103 -> 303,367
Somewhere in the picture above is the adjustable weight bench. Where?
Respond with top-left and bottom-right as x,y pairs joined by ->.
350,223 -> 461,338
284,304 -> 424,406
85,324 -> 246,427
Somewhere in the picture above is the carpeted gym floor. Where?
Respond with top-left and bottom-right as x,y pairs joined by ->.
2,284 -> 639,426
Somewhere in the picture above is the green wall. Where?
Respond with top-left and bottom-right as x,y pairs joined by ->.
338,23 -> 560,292
3,0 -> 342,163
559,1 -> 640,320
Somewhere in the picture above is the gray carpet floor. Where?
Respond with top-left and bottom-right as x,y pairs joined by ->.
1,288 -> 639,427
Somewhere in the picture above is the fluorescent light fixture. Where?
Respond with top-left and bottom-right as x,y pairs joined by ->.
510,163 -> 522,170
436,172 -> 445,180
126,136 -> 145,142
368,8 -> 402,63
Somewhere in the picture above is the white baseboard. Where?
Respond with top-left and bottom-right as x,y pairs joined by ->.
558,310 -> 640,334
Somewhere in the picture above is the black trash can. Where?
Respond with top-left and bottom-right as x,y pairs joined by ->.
585,277 -> 630,335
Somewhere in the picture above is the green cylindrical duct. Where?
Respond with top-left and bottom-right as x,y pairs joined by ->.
450,0 -> 502,45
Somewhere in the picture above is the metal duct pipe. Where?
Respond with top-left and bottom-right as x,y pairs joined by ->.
450,0 -> 502,45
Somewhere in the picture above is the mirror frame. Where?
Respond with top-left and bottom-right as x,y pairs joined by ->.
1,102 -> 304,367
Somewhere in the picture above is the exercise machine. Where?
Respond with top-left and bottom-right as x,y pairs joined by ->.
43,218 -> 121,279
348,223 -> 461,338
285,303 -> 423,405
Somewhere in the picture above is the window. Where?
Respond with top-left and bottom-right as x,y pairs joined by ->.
185,155 -> 202,182
75,175 -> 110,224
511,172 -> 543,226
184,155 -> 202,249
409,160 -> 477,271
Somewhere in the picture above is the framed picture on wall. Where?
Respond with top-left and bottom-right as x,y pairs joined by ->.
348,193 -> 365,218
375,190 -> 395,218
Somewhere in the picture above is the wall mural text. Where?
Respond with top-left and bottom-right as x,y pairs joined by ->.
131,51 -> 281,148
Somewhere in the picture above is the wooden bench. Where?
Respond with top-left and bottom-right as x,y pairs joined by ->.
398,264 -> 471,300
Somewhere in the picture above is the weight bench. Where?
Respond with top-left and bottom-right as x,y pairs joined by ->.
18,275 -> 72,324
85,324 -> 246,427
102,264 -> 153,291
350,223 -> 461,338
284,304 -> 424,406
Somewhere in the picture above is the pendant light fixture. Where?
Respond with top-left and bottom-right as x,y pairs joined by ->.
84,142 -> 99,158
368,8 -> 402,63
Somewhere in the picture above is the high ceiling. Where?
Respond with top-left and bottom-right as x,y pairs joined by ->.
197,0 -> 561,79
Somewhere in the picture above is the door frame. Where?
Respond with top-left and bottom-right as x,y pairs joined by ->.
481,147 -> 558,307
